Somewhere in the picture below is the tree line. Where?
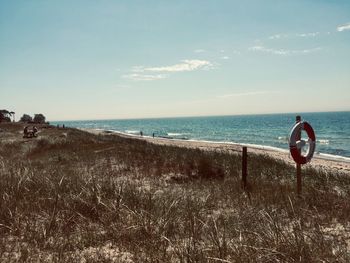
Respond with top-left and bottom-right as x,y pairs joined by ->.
0,109 -> 47,124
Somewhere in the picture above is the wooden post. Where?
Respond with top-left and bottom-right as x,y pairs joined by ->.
296,115 -> 302,196
242,146 -> 247,190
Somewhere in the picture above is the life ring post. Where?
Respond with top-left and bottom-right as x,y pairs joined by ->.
296,115 -> 302,196
289,116 -> 316,196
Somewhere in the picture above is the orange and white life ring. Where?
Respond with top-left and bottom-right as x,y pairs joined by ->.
289,121 -> 316,164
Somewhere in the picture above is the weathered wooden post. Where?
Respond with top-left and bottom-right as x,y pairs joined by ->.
296,115 -> 302,196
242,146 -> 247,189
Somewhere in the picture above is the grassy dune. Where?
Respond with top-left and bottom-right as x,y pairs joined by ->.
0,123 -> 349,262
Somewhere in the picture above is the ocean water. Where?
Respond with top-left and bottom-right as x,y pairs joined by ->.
53,111 -> 350,160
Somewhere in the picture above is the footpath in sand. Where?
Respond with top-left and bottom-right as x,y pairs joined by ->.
85,129 -> 350,174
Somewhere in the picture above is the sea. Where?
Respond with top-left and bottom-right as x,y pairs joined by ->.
52,111 -> 350,161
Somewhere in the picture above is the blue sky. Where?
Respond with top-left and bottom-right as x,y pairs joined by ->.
1,0 -> 349,121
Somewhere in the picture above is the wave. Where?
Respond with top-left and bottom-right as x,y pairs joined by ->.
167,132 -> 183,136
316,153 -> 350,163
278,136 -> 330,145
317,139 -> 329,144
125,130 -> 140,135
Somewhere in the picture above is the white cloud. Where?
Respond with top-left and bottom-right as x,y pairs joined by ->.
146,60 -> 212,72
337,23 -> 350,32
249,46 -> 289,55
297,47 -> 322,54
123,73 -> 167,81
268,32 -> 320,39
220,56 -> 230,60
268,34 -> 287,40
124,59 -> 213,81
249,45 -> 321,56
296,32 -> 320,37
218,91 -> 273,99
194,49 -> 206,53
133,60 -> 213,73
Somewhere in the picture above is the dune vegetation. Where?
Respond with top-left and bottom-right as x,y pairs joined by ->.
0,123 -> 349,262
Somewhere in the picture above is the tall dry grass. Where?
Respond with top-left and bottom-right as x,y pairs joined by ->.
0,124 -> 349,262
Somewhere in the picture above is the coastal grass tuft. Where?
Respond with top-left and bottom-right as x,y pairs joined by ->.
0,123 -> 349,262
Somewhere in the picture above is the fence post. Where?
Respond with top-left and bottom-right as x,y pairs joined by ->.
296,115 -> 302,196
242,146 -> 247,189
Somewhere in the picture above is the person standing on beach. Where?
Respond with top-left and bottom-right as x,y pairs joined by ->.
33,126 -> 38,136
140,131 -> 143,136
23,126 -> 28,138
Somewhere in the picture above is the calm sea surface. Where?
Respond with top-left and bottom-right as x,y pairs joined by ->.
53,112 -> 350,159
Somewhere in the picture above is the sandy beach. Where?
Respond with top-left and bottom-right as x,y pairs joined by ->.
85,128 -> 350,174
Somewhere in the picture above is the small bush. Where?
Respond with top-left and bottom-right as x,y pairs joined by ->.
198,156 -> 225,179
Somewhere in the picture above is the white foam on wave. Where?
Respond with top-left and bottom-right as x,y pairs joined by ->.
278,136 -> 288,142
167,133 -> 183,136
125,130 -> 140,135
278,136 -> 330,145
316,153 -> 350,163
101,129 -> 139,137
318,139 -> 330,144
105,129 -> 155,139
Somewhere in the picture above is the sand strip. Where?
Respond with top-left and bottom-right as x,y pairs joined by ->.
81,128 -> 350,174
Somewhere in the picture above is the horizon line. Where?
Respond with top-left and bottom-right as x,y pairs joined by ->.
50,110 -> 350,122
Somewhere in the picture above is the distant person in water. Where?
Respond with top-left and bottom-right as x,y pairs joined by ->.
152,132 -> 155,138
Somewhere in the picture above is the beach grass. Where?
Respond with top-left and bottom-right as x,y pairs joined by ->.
0,123 -> 349,262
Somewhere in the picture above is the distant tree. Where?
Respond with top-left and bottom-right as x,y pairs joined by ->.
20,114 -> 33,123
33,113 -> 46,124
0,110 -> 12,123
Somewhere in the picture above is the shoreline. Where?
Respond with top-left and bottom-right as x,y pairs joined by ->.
81,128 -> 350,174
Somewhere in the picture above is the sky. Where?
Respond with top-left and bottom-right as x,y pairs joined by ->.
0,0 -> 350,121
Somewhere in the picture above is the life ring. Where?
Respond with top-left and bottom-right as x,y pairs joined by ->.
289,121 -> 316,164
